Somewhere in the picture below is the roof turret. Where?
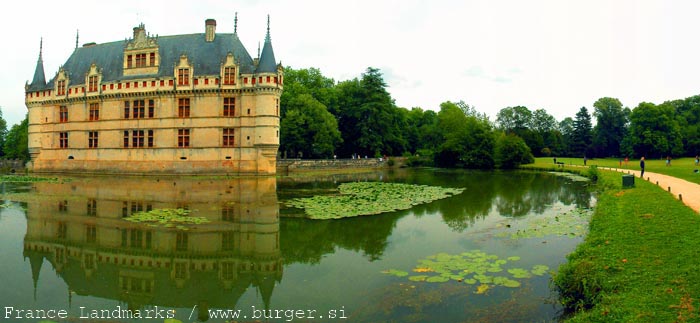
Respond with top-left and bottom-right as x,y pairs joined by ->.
256,15 -> 278,73
28,38 -> 47,91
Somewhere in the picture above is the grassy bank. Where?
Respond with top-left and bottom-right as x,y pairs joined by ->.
524,161 -> 700,322
541,157 -> 700,184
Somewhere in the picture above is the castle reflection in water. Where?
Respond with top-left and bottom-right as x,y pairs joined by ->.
21,176 -> 281,316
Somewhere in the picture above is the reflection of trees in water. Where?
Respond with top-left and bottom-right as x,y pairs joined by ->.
277,169 -> 594,259
494,171 -> 593,218
280,210 -> 405,264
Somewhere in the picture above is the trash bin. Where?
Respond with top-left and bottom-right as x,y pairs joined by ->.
622,174 -> 634,188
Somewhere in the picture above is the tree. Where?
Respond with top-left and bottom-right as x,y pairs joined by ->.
627,102 -> 683,158
558,117 -> 575,156
495,133 -> 534,169
434,102 -> 495,169
3,115 -> 29,161
280,94 -> 342,158
0,108 -> 7,157
571,107 -> 593,157
280,67 -> 337,117
334,67 -> 406,157
592,97 -> 629,157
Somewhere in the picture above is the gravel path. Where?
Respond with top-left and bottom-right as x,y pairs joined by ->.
597,166 -> 700,212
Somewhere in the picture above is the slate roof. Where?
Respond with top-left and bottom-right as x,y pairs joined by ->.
34,32 -> 265,91
255,19 -> 277,74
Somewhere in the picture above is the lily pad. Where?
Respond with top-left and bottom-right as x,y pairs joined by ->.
382,269 -> 409,277
285,182 -> 464,219
408,275 -> 429,282
531,265 -> 550,276
507,268 -> 532,279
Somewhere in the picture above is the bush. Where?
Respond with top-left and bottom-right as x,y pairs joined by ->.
587,165 -> 599,182
387,158 -> 395,167
495,133 -> 534,169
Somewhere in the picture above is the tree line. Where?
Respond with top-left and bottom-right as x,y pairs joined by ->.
280,66 -> 532,168
282,66 -> 700,164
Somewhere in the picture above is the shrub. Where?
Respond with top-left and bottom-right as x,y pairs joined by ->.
587,165 -> 599,183
495,133 -> 535,169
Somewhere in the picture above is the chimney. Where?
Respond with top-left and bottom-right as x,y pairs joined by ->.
205,19 -> 216,42
133,23 -> 146,39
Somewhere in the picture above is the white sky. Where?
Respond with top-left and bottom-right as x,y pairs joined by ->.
2,0 -> 699,126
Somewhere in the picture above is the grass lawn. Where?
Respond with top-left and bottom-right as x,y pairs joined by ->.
535,157 -> 700,184
522,162 -> 700,322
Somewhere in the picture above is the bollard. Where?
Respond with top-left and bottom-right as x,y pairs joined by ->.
668,186 -> 671,192
656,181 -> 659,185
679,194 -> 683,201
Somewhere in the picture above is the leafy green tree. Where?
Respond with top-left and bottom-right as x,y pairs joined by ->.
627,102 -> 683,158
334,67 -> 406,157
495,133 -> 535,169
673,95 -> 700,156
592,97 -> 629,157
434,102 -> 495,169
280,94 -> 342,158
3,115 -> 29,161
558,117 -> 575,156
0,109 -> 7,157
280,67 -> 337,117
571,107 -> 593,157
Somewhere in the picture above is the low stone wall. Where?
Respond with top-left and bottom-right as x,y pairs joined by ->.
277,158 -> 388,173
0,159 -> 26,173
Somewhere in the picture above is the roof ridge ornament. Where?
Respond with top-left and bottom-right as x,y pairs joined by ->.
234,12 -> 238,36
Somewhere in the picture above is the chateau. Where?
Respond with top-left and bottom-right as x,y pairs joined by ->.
25,16 -> 283,175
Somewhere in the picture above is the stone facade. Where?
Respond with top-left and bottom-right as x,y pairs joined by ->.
25,17 -> 282,175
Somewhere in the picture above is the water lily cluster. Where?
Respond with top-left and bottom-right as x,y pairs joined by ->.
285,182 -> 464,219
123,208 -> 209,230
382,250 -> 549,292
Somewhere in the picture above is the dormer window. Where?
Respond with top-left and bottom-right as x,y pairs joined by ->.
57,80 -> 66,95
178,68 -> 190,86
127,55 -> 133,68
88,76 -> 99,92
150,53 -> 155,66
135,53 -> 147,68
223,67 -> 236,85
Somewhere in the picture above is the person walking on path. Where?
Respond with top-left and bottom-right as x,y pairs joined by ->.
640,156 -> 646,179
666,155 -> 672,166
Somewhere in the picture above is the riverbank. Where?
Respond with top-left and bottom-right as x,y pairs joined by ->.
524,160 -> 700,322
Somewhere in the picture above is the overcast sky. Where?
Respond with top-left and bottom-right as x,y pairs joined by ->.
2,0 -> 699,126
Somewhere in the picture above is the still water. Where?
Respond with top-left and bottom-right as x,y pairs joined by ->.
0,168 -> 594,323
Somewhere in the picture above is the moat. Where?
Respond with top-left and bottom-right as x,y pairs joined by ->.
0,168 -> 594,323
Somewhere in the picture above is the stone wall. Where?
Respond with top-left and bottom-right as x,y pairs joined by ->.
277,158 -> 388,173
0,159 -> 27,173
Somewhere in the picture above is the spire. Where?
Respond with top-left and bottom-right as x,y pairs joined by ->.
256,15 -> 278,73
29,38 -> 47,91
234,12 -> 238,36
257,42 -> 260,59
265,14 -> 271,42
75,30 -> 79,49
